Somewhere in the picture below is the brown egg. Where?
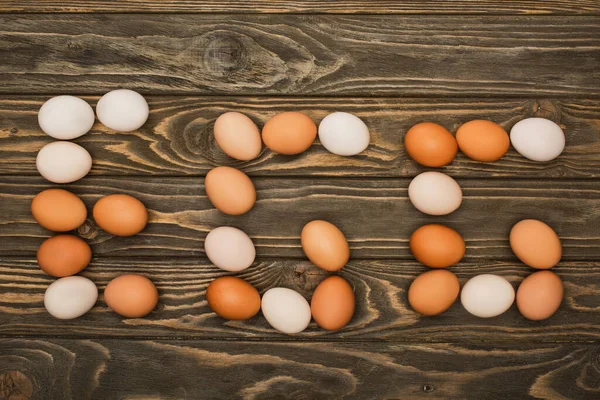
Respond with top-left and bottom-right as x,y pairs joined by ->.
311,276 -> 355,330
104,274 -> 158,318
510,219 -> 561,269
93,194 -> 148,236
206,276 -> 261,320
205,166 -> 256,215
404,122 -> 458,167
456,120 -> 510,162
214,112 -> 262,161
408,269 -> 460,316
31,189 -> 87,232
262,112 -> 317,155
410,224 -> 465,268
517,271 -> 563,321
37,235 -> 91,277
301,220 -> 350,272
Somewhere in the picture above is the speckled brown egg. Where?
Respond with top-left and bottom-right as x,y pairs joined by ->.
31,189 -> 87,232
206,276 -> 261,321
262,112 -> 317,155
408,269 -> 460,316
301,220 -> 350,272
104,274 -> 158,318
456,120 -> 510,162
517,270 -> 563,321
37,235 -> 91,277
510,219 -> 561,269
311,275 -> 355,331
410,224 -> 465,268
93,194 -> 148,236
205,166 -> 256,215
404,122 -> 458,167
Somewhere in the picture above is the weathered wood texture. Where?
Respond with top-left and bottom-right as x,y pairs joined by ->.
2,0 -> 600,14
1,15 -> 599,97
1,339 -> 599,400
3,97 -> 600,178
1,176 -> 599,259
1,258 -> 599,341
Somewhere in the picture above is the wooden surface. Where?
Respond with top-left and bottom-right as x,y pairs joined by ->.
1,2 -> 600,400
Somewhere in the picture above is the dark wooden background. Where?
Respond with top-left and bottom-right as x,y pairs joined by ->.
0,1 -> 599,399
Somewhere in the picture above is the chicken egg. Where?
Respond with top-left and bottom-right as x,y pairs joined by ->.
205,166 -> 256,215
410,224 -> 465,268
36,141 -> 92,183
214,112 -> 262,161
510,219 -> 561,269
461,274 -> 514,318
318,112 -> 370,156
301,220 -> 350,272
408,171 -> 462,216
31,189 -> 87,232
404,122 -> 457,167
408,269 -> 460,316
93,194 -> 148,236
96,89 -> 149,132
510,118 -> 565,162
456,120 -> 510,162
516,271 -> 563,321
44,276 -> 98,320
38,95 -> 95,140
204,226 -> 255,272
261,288 -> 311,334
310,276 -> 355,331
37,235 -> 91,277
104,274 -> 158,318
262,112 -> 317,155
206,276 -> 261,321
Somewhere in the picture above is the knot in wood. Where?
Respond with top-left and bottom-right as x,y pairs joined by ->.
421,383 -> 436,393
530,100 -> 561,121
0,370 -> 33,400
203,32 -> 247,75
77,219 -> 98,239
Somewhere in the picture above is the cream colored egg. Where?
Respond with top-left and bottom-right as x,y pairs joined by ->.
261,288 -> 311,334
44,276 -> 98,320
408,171 -> 462,215
96,89 -> 149,132
205,226 -> 256,272
38,95 -> 95,140
36,141 -> 92,183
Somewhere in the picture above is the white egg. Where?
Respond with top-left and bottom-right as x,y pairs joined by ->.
96,89 -> 149,132
205,226 -> 256,272
261,288 -> 311,334
408,171 -> 462,215
510,118 -> 565,162
318,112 -> 370,156
36,141 -> 92,183
461,274 -> 515,318
44,276 -> 98,320
38,95 -> 95,140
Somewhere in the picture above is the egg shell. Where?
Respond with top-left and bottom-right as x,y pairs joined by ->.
36,141 -> 92,183
318,112 -> 370,156
93,194 -> 148,236
261,288 -> 311,334
214,112 -> 262,161
510,118 -> 565,162
516,271 -> 563,321
410,224 -> 465,268
31,189 -> 87,232
408,269 -> 460,316
38,95 -> 95,140
44,276 -> 98,320
310,276 -> 355,330
456,120 -> 510,162
262,112 -> 317,155
206,276 -> 261,321
301,220 -> 350,272
404,122 -> 458,167
96,89 -> 149,132
461,274 -> 515,318
408,171 -> 462,216
205,166 -> 256,215
104,274 -> 158,318
37,235 -> 91,277
205,226 -> 256,272
510,219 -> 561,269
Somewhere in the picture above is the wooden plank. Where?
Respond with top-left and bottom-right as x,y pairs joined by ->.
1,339 -> 599,399
1,1 -> 600,15
1,257 -> 598,341
0,15 -> 599,97
1,176 -> 599,260
3,97 -> 600,178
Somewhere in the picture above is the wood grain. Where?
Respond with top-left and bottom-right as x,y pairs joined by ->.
1,176 -> 599,259
1,15 -> 599,96
2,339 -> 600,399
2,0 -> 600,15
1,257 -> 599,341
3,97 -> 600,178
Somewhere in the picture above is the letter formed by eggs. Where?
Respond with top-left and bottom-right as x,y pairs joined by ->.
404,122 -> 458,167
510,118 -> 565,162
104,274 -> 159,318
31,189 -> 87,232
261,287 -> 312,334
205,227 -> 256,272
517,271 -> 563,321
205,166 -> 256,215
461,274 -> 515,318
408,269 -> 460,316
301,220 -> 350,272
408,171 -> 462,216
214,112 -> 262,161
410,224 -> 465,269
510,219 -> 561,269
318,112 -> 370,156
38,95 -> 95,140
262,112 -> 317,155
456,120 -> 510,162
96,89 -> 149,132
37,235 -> 92,277
44,276 -> 98,320
206,276 -> 261,321
93,194 -> 148,236
36,141 -> 92,183
311,276 -> 355,330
